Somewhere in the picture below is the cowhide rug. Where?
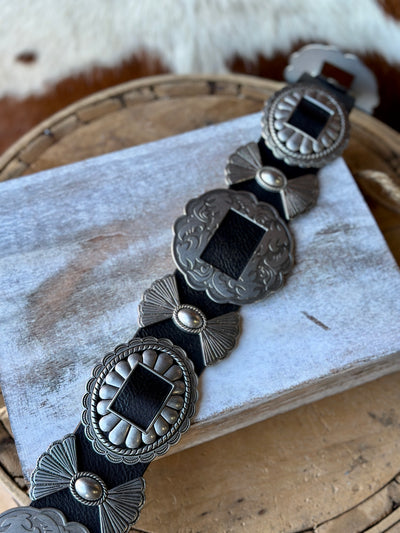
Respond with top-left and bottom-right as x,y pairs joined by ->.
0,0 -> 399,153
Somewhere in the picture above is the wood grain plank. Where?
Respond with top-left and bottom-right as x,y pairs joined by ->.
18,134 -> 55,164
138,372 -> 400,532
24,96 -> 262,175
76,98 -> 123,123
366,507 -> 400,533
315,481 -> 400,532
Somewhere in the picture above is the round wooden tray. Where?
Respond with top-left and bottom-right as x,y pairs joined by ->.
1,74 -> 400,532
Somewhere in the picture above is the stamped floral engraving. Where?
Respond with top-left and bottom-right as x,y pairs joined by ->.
172,189 -> 294,305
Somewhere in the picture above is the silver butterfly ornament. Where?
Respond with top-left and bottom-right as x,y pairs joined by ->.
29,434 -> 145,533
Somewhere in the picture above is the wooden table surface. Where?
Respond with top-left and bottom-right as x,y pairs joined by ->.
0,74 -> 399,533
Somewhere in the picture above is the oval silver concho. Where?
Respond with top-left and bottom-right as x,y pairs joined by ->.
172,189 -> 294,305
82,337 -> 198,465
70,472 -> 108,506
261,83 -> 350,168
172,305 -> 207,334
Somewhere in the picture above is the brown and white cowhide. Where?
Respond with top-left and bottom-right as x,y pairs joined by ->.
1,0 -> 400,153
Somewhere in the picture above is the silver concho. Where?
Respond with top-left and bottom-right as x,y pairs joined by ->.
29,434 -> 145,533
30,434 -> 78,501
225,142 -> 319,219
261,83 -> 350,168
0,507 -> 89,533
82,337 -> 198,464
138,274 -> 240,365
172,189 -> 294,305
284,43 -> 379,114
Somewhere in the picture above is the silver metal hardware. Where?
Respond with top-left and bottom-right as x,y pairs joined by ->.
200,312 -> 241,366
70,472 -> 108,506
138,274 -> 180,325
172,189 -> 294,304
0,507 -> 89,533
29,434 -> 145,533
173,305 -> 207,333
282,174 -> 319,219
97,477 -> 145,533
224,141 -> 263,185
30,433 -> 78,501
225,142 -> 319,219
284,43 -> 379,113
261,83 -> 350,168
82,337 -> 198,464
138,274 -> 240,365
255,166 -> 287,191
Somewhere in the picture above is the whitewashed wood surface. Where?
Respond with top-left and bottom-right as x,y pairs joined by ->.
0,114 -> 399,479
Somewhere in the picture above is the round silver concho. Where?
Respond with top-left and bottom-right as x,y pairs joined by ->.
255,166 -> 287,191
82,337 -> 198,464
284,43 -> 379,114
261,83 -> 350,168
172,189 -> 294,305
0,507 -> 89,533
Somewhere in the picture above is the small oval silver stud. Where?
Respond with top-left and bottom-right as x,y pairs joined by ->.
74,476 -> 104,502
255,167 -> 287,191
172,305 -> 207,333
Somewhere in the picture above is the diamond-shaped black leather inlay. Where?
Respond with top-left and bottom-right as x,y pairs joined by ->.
108,362 -> 174,433
200,209 -> 265,280
288,96 -> 332,139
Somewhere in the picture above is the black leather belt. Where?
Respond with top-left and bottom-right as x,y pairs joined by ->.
0,44 -> 378,533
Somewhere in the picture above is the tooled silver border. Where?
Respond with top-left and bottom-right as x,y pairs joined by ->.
172,189 -> 294,305
261,83 -> 350,168
81,337 -> 198,465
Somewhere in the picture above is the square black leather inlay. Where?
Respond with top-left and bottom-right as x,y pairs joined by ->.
200,209 -> 265,280
287,96 -> 332,140
108,362 -> 174,433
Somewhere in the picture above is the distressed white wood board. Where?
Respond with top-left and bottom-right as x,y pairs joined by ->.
0,114 -> 399,480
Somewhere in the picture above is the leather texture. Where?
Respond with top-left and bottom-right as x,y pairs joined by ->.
301,73 -> 355,112
174,270 -> 239,320
200,208 -> 266,279
110,363 -> 174,432
32,490 -> 102,533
